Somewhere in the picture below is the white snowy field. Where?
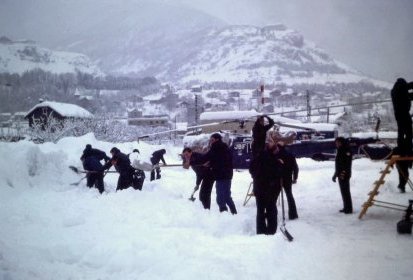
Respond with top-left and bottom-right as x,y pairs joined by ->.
0,133 -> 412,280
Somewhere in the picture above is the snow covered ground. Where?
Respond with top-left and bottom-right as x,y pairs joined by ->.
0,133 -> 412,280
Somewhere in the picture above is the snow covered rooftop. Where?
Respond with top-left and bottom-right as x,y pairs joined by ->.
200,110 -> 258,121
25,101 -> 94,119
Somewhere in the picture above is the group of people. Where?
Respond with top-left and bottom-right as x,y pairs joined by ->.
79,145 -> 167,193
249,115 -> 300,235
182,133 -> 237,214
79,77 -> 413,235
182,114 -> 354,236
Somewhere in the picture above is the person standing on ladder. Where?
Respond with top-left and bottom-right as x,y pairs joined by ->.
391,78 -> 413,155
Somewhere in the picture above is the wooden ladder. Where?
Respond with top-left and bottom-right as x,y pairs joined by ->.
359,155 -> 413,219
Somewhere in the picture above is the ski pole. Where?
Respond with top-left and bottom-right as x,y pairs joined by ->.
280,188 -> 294,242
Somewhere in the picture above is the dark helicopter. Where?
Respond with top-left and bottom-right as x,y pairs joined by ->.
138,109 -> 392,169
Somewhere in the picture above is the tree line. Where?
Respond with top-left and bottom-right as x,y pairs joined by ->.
0,69 -> 159,113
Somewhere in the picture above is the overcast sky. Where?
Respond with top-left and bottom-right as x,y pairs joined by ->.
1,0 -> 412,83
171,0 -> 413,83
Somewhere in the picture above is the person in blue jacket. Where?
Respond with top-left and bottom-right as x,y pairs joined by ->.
80,144 -> 110,194
202,133 -> 237,214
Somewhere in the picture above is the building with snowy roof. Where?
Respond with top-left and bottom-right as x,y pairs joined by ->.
25,101 -> 93,129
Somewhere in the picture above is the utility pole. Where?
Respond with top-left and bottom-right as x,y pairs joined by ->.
306,90 -> 311,121
326,107 -> 330,123
194,94 -> 199,125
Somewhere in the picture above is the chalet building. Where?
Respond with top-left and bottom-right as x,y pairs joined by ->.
127,108 -> 143,119
191,85 -> 202,93
128,114 -> 169,127
24,101 -> 93,129
228,91 -> 240,98
176,101 -> 189,109
0,113 -> 12,127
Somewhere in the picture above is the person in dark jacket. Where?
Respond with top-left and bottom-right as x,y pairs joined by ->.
278,144 -> 299,220
249,139 -> 283,234
202,133 -> 237,214
150,149 -> 166,181
80,144 -> 110,194
332,137 -> 353,214
252,115 -> 275,158
182,147 -> 215,209
391,78 -> 413,155
103,147 -> 135,191
80,144 -> 111,163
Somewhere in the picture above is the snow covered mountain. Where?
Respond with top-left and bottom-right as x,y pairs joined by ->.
155,24 -> 367,84
0,36 -> 103,76
0,0 -> 390,87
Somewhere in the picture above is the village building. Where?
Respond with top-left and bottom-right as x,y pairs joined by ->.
128,114 -> 169,127
24,101 -> 93,129
127,108 -> 143,119
191,85 -> 202,93
0,113 -> 12,127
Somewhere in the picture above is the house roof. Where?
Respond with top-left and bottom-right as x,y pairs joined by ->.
200,110 -> 258,121
25,101 -> 94,119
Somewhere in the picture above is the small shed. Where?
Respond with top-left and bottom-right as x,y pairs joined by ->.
25,101 -> 93,129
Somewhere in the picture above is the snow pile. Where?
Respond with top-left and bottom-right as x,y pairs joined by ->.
0,134 -> 412,280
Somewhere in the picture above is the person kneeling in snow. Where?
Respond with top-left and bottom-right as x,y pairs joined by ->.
103,147 -> 136,191
80,144 -> 110,194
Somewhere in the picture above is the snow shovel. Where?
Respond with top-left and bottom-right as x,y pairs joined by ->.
69,165 -> 82,174
188,185 -> 199,201
70,175 -> 87,186
69,166 -> 116,174
280,189 -> 294,242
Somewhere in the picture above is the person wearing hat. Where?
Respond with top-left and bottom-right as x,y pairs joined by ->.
103,147 -> 135,191
201,133 -> 237,214
80,144 -> 110,194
